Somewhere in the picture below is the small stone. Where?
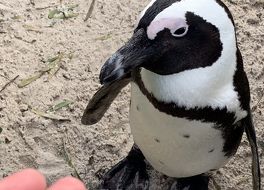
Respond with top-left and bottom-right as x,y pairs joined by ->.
5,137 -> 11,144
247,18 -> 259,25
19,104 -> 28,112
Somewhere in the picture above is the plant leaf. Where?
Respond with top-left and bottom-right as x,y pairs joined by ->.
18,72 -> 46,88
68,4 -> 79,10
46,55 -> 60,63
95,34 -> 112,41
48,5 -> 79,19
48,54 -> 63,78
49,100 -> 73,112
64,12 -> 78,19
48,9 -> 62,19
32,109 -> 70,121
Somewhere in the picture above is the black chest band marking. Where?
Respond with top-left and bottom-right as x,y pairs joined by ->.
133,69 -> 236,126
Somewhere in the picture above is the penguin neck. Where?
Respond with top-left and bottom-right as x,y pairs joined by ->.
139,48 -> 240,112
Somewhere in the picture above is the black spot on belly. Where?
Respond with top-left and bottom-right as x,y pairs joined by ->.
136,105 -> 140,111
154,138 -> 160,143
183,134 -> 190,139
208,149 -> 215,153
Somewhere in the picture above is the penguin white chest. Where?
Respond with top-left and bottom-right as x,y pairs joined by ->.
130,83 -> 229,178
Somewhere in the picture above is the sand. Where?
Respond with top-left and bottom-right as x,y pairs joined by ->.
0,0 -> 263,189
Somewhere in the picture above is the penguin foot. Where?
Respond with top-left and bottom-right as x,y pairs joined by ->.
170,174 -> 209,190
100,145 -> 149,190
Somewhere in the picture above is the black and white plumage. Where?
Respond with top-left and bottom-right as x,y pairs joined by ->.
82,0 -> 261,189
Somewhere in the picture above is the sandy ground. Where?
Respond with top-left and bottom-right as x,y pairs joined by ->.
0,0 -> 263,189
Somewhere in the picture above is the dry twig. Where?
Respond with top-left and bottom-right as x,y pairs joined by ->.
62,138 -> 83,181
0,75 -> 19,93
32,109 -> 71,121
84,0 -> 96,21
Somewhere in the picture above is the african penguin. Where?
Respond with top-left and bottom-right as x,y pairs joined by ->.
82,0 -> 261,189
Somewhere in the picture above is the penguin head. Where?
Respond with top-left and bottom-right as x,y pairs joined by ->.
100,0 -> 236,84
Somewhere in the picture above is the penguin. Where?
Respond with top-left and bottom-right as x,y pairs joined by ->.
82,0 -> 261,189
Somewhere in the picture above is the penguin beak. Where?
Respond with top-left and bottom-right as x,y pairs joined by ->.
99,29 -> 157,84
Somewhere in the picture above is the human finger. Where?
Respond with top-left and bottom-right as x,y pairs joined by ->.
0,169 -> 47,190
47,177 -> 86,190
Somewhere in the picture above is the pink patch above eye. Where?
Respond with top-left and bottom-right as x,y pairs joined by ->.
147,17 -> 188,40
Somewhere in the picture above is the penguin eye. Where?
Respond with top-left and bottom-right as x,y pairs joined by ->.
172,27 -> 188,37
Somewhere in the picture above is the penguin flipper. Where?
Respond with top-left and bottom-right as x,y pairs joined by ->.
243,112 -> 261,190
81,78 -> 130,125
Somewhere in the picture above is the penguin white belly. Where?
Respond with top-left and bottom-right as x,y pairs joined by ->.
130,83 -> 229,178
